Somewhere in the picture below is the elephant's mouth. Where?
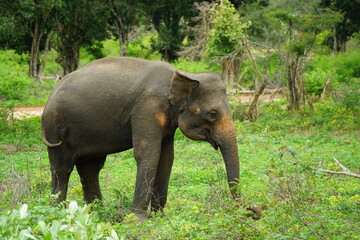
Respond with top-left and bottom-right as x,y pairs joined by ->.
180,124 -> 219,150
204,129 -> 219,150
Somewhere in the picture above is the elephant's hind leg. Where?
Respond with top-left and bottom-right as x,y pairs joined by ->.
76,156 -> 106,203
48,147 -> 75,203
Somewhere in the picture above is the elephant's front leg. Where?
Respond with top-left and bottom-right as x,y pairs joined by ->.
151,136 -> 174,213
131,134 -> 162,219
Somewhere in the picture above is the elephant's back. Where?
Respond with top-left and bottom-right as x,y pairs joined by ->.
42,57 -> 175,137
57,57 -> 174,95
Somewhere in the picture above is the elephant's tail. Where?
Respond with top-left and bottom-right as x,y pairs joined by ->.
41,125 -> 64,147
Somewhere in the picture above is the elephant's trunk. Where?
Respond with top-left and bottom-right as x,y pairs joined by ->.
214,116 -> 263,220
214,116 -> 240,198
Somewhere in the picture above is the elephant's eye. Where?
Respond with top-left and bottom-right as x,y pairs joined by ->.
207,110 -> 219,121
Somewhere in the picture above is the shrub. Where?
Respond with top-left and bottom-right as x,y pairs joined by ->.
341,91 -> 360,112
0,200 -> 118,239
172,58 -> 221,73
206,0 -> 249,57
256,99 -> 359,132
304,48 -> 360,95
0,51 -> 33,104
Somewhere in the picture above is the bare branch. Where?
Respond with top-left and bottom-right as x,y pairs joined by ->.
320,77 -> 333,101
178,2 -> 213,60
317,158 -> 360,178
246,76 -> 268,122
243,39 -> 260,87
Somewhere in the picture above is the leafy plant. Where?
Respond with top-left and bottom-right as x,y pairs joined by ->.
0,51 -> 32,105
206,0 -> 249,57
0,200 -> 119,239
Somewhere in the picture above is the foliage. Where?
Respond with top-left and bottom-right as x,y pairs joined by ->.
239,0 -> 343,110
320,0 -> 360,52
0,50 -> 57,106
143,0 -> 203,62
254,99 -> 359,132
0,51 -> 32,104
304,48 -> 360,95
54,0 -> 109,74
0,0 -> 59,77
172,58 -> 221,74
123,32 -> 161,60
106,0 -> 144,56
79,35 -> 162,67
206,0 -> 249,57
0,200 -> 119,239
0,0 -> 33,53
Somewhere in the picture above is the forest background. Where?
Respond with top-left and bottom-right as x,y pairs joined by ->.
0,0 -> 359,239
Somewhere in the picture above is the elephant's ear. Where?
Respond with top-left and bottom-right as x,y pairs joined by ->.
170,70 -> 199,106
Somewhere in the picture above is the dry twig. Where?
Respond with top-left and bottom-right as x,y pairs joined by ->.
317,158 -> 360,178
320,77 -> 333,101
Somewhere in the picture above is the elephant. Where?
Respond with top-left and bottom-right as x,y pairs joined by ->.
41,56 -> 241,219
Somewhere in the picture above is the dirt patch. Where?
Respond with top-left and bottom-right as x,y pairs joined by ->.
0,143 -> 17,155
13,105 -> 44,119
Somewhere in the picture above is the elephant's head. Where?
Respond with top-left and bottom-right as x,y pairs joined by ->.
170,70 -> 239,198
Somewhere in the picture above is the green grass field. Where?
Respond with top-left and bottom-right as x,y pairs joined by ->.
0,45 -> 359,239
1,100 -> 359,239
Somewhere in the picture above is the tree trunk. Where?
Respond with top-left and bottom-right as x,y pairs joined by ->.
60,42 -> 80,75
222,56 -> 241,88
339,38 -> 347,52
38,33 -> 52,81
118,30 -> 127,56
115,16 -> 128,56
29,20 -> 43,79
247,76 -> 268,122
287,58 -> 304,111
288,60 -> 298,110
332,27 -> 337,54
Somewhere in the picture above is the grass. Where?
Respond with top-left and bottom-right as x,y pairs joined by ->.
0,50 -> 58,107
0,100 -> 359,239
0,43 -> 359,239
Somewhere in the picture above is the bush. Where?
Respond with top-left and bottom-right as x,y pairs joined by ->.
0,50 -> 58,106
255,99 -> 359,132
0,110 -> 42,149
0,51 -> 33,105
0,200 -> 118,239
341,91 -> 360,112
206,0 -> 249,57
304,49 -> 360,95
304,69 -> 332,95
172,58 -> 221,73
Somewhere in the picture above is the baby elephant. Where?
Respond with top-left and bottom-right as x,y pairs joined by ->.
42,57 -> 240,219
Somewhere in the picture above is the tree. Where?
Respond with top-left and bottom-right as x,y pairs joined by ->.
239,0 -> 341,110
0,0 -> 58,80
143,0 -> 206,62
181,0 -> 249,86
54,0 -> 108,75
106,0 -> 144,56
230,0 -> 268,8
206,0 -> 249,57
279,5 -> 341,110
207,0 -> 249,87
320,0 -> 360,52
179,2 -> 213,61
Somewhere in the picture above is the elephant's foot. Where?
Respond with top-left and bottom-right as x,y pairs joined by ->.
246,206 -> 262,220
235,198 -> 267,220
130,207 -> 149,221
